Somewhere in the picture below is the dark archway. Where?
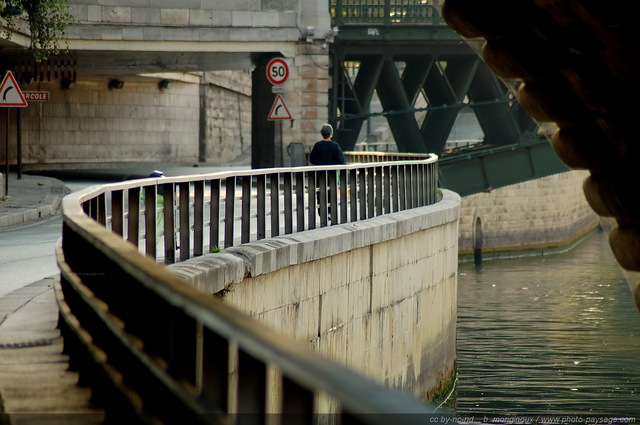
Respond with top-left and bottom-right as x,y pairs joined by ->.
473,216 -> 483,265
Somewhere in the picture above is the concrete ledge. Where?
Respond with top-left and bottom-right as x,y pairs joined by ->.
0,175 -> 68,230
165,252 -> 247,294
169,190 -> 461,294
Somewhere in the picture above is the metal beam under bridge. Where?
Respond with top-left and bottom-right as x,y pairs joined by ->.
330,0 -> 569,197
438,139 -> 569,197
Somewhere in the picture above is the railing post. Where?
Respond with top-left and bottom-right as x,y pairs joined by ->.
358,168 -> 367,220
349,168 -> 358,222
179,182 -> 191,261
199,328 -> 230,412
111,189 -> 124,236
194,180 -> 204,257
97,193 -> 107,225
419,163 -> 425,206
375,165 -> 383,216
329,169 -> 338,225
144,185 -> 157,259
398,165 -> 407,211
168,313 -> 198,387
383,165 -> 391,213
295,172 -> 305,232
307,172 -> 317,230
256,175 -> 266,240
210,179 -> 221,251
391,166 -> 399,212
339,169 -> 348,224
283,172 -> 293,234
225,177 -> 236,248
270,173 -> 280,237
318,170 -> 328,227
237,350 -> 267,417
163,183 -> 175,264
411,164 -> 419,208
127,187 -> 140,248
241,176 -> 251,244
281,376 -> 314,424
367,166 -> 375,219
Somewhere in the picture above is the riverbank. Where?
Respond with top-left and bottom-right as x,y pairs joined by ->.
457,170 -> 599,262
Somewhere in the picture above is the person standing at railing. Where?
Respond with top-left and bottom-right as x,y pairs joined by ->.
309,124 -> 345,221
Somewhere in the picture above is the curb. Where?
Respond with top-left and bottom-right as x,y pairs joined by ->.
0,176 -> 68,230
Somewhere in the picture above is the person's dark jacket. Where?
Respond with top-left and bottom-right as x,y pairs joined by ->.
309,140 -> 345,165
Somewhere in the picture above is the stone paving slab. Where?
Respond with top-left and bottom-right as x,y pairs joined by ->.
0,278 -> 104,422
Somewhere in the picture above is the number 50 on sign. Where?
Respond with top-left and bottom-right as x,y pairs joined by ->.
266,58 -> 289,85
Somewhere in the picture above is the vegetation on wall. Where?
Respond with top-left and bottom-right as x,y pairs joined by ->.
1,0 -> 74,62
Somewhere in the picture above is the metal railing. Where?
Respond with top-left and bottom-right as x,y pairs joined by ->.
331,0 -> 444,26
78,158 -> 438,262
56,158 -> 441,424
345,151 -> 431,163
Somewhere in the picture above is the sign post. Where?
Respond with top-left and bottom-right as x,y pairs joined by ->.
265,58 -> 293,166
0,71 -> 28,191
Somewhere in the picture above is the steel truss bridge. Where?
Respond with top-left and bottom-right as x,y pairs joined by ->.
329,0 -> 568,196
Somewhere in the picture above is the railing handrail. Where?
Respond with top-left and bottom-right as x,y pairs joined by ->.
345,151 -> 431,161
331,0 -> 445,27
68,157 -> 437,197
57,158 -> 443,423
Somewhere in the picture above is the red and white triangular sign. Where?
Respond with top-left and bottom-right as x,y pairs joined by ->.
268,94 -> 292,120
0,71 -> 28,107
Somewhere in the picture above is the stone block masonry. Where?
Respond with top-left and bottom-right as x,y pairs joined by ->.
4,72 -> 252,168
458,169 -> 600,260
170,190 -> 461,403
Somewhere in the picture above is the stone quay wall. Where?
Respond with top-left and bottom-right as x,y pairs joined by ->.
6,72 -> 254,169
458,169 -> 600,260
169,190 -> 461,402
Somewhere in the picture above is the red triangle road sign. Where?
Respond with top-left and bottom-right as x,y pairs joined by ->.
0,71 -> 28,107
268,94 -> 292,120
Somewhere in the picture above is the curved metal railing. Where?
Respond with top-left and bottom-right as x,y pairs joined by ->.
77,158 -> 438,262
56,158 -> 442,424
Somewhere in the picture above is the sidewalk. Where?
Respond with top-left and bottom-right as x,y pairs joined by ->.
0,172 -> 69,230
0,278 -> 104,422
0,172 -> 103,421
0,164 -> 250,421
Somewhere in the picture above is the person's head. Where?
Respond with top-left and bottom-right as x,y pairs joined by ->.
320,124 -> 333,140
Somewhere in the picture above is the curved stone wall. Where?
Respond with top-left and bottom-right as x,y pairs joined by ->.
458,169 -> 599,260
170,190 -> 461,402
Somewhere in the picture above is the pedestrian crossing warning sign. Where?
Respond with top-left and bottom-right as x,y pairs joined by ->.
268,94 -> 292,120
0,71 -> 28,107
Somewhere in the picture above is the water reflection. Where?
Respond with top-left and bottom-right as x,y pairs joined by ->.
456,229 -> 640,416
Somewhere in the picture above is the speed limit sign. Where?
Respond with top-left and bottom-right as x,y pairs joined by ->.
266,58 -> 289,85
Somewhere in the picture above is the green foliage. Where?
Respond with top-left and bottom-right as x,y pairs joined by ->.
2,0 -> 75,62
210,246 -> 221,253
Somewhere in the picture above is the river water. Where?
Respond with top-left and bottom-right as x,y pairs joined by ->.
454,228 -> 640,419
